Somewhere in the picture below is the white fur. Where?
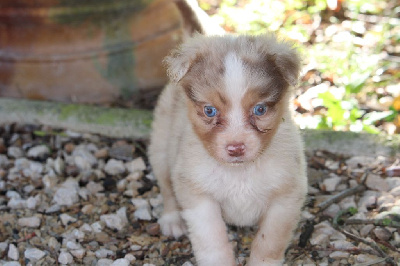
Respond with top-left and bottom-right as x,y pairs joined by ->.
181,200 -> 235,265
158,211 -> 187,238
224,52 -> 247,130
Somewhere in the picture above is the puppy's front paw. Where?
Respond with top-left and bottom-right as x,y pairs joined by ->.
158,211 -> 187,238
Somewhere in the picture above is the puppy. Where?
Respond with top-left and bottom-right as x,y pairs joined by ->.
148,34 -> 307,266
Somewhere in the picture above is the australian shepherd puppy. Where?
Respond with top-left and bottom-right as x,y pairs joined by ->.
148,34 -> 307,266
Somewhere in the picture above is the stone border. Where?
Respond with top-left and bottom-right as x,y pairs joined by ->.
1,98 -> 399,156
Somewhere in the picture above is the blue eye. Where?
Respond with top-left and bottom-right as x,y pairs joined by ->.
253,104 -> 267,116
204,106 -> 217,117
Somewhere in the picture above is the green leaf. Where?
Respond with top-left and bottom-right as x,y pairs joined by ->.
348,207 -> 358,215
33,130 -> 48,137
362,124 -> 380,134
319,91 -> 346,126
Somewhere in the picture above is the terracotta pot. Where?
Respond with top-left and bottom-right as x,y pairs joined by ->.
0,0 -> 198,104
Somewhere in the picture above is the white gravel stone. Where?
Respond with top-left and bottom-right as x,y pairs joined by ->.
7,147 -> 23,158
182,262 -> 194,266
322,203 -> 340,218
375,205 -> 400,219
104,159 -> 126,175
26,195 -> 40,209
366,173 -> 390,192
0,155 -> 8,169
132,198 -> 152,220
310,233 -> 330,246
329,251 -> 350,259
8,243 -> 19,261
24,248 -> 46,261
320,174 -> 341,192
377,194 -> 395,209
14,158 -> 30,170
390,186 -> 400,197
373,227 -> 392,241
54,156 -> 65,175
72,146 -> 97,171
46,204 -> 61,213
126,171 -> 142,181
7,198 -> 27,209
53,188 -> 79,206
355,254 -> 380,263
358,190 -> 378,212
111,258 -> 130,266
360,224 -> 375,237
346,156 -> 376,169
87,181 -> 104,195
70,248 -> 86,259
60,213 -> 77,226
95,248 -> 115,258
6,191 -> 21,199
3,262 -> 21,266
394,232 -> 400,245
48,237 -> 61,251
338,195 -> 357,210
58,251 -> 74,264
97,258 -> 114,266
311,221 -> 346,246
53,179 -> 80,206
72,229 -> 85,240
330,240 -> 355,249
27,145 -> 49,158
117,179 -> 128,191
66,241 -> 82,250
130,245 -> 141,251
124,253 -> 136,262
17,216 -> 41,228
125,157 -> 146,173
0,241 -> 8,252
301,210 -> 316,220
80,223 -> 93,234
91,222 -> 104,233
100,207 -> 128,231
385,177 -> 400,190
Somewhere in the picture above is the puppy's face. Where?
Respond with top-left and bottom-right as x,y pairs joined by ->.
166,35 -> 300,164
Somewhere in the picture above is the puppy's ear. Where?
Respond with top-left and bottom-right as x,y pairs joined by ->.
273,48 -> 301,87
164,45 -> 200,83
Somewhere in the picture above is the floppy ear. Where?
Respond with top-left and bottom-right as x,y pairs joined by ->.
254,34 -> 301,87
274,48 -> 301,87
164,42 -> 200,83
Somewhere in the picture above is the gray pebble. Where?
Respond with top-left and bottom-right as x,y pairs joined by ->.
17,216 -> 41,228
24,248 -> 46,261
8,243 -> 19,261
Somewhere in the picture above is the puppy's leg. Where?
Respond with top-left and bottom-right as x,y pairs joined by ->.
248,195 -> 305,266
155,168 -> 187,238
181,199 -> 235,266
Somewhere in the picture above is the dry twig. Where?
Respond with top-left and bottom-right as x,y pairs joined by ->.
315,173 -> 368,213
340,230 -> 396,265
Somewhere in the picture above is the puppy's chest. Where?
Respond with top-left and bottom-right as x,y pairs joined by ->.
206,168 -> 270,226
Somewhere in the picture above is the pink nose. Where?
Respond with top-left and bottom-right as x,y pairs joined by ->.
226,143 -> 245,157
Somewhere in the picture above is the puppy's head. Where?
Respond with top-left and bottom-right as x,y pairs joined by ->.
165,34 -> 301,165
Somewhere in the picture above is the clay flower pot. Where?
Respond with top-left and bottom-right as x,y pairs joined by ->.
0,0 -> 198,104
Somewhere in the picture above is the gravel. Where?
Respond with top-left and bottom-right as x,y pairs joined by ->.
0,124 -> 399,265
